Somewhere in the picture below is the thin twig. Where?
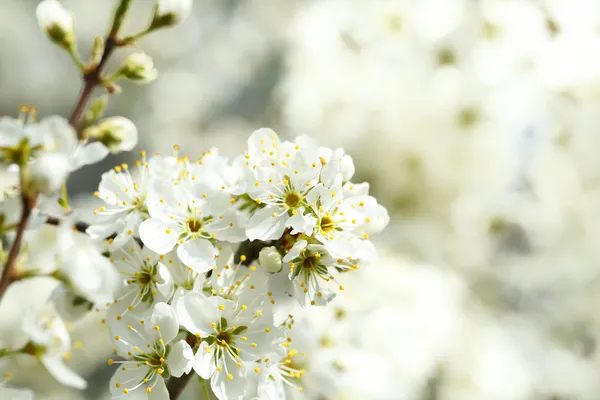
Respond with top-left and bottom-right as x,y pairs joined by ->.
69,0 -> 133,132
0,195 -> 36,301
68,36 -> 117,133
45,216 -> 90,234
167,372 -> 194,399
0,0 -> 133,301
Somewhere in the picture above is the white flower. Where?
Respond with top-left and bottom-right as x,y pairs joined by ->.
0,196 -> 45,231
50,285 -> 94,322
87,153 -> 159,248
38,115 -> 110,171
276,240 -> 340,307
177,293 -> 280,400
153,0 -> 193,27
305,180 -> 388,261
108,239 -> 174,318
0,387 -> 34,400
36,0 -> 74,48
0,361 -> 35,400
108,302 -> 193,398
118,53 -> 158,84
255,350 -> 307,398
28,152 -> 70,195
319,147 -> 355,186
55,224 -> 120,306
83,116 -> 138,153
244,130 -> 322,241
166,248 -> 206,301
21,307 -> 87,389
258,246 -> 283,273
139,179 -> 245,272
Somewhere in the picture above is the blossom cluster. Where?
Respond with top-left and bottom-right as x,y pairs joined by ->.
86,128 -> 388,398
0,2 -> 388,399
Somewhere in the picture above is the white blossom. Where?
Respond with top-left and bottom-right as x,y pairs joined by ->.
139,177 -> 245,273
87,153 -> 160,248
108,239 -> 174,318
258,246 -> 282,274
177,293 -> 281,400
83,116 -> 138,153
108,302 -> 193,398
20,307 -> 86,389
35,0 -> 74,48
118,52 -> 158,84
154,0 -> 193,26
28,152 -> 70,195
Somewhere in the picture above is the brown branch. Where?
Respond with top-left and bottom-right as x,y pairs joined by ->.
45,215 -> 90,234
0,0 -> 134,302
69,0 -> 134,132
167,372 -> 194,399
45,216 -> 117,241
0,194 -> 37,302
68,36 -> 117,133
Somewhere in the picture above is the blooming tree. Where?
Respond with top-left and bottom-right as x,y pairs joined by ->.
0,1 -> 388,399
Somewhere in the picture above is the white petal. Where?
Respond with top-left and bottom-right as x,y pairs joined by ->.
0,387 -> 35,400
287,212 -> 316,235
176,293 -> 219,336
148,377 -> 169,400
73,142 -> 110,169
149,302 -> 179,343
282,240 -> 308,263
176,239 -> 215,273
246,207 -> 286,241
167,339 -> 194,377
193,342 -> 216,379
41,355 -> 87,390
139,218 -> 178,254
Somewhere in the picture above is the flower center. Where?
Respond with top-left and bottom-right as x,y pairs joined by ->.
285,192 -> 302,208
320,215 -> 335,232
186,218 -> 202,233
302,255 -> 319,270
216,331 -> 232,345
137,270 -> 152,285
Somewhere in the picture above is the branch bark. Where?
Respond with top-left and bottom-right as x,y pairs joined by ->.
0,194 -> 37,301
167,372 -> 195,400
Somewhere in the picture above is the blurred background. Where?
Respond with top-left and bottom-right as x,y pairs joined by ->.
3,0 -> 600,399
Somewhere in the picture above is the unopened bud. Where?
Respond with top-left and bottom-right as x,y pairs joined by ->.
258,247 -> 282,273
29,152 -> 70,195
89,37 -> 105,67
150,0 -> 193,29
84,117 -> 138,154
118,52 -> 158,84
36,0 -> 75,49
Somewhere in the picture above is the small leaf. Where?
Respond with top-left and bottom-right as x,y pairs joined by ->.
231,326 -> 247,335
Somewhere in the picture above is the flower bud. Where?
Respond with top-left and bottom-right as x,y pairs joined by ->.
151,0 -> 193,29
36,0 -> 75,49
84,117 -> 138,154
29,152 -> 70,195
118,52 -> 158,84
258,246 -> 282,273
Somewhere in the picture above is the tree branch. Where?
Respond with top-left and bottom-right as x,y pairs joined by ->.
0,194 -> 37,302
69,37 -> 117,133
167,372 -> 194,399
69,0 -> 133,133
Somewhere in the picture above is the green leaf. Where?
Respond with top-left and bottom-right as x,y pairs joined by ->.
231,326 -> 248,335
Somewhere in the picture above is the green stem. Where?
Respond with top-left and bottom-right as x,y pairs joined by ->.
60,183 -> 71,213
200,377 -> 210,399
109,0 -> 134,38
67,47 -> 86,71
0,348 -> 19,358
